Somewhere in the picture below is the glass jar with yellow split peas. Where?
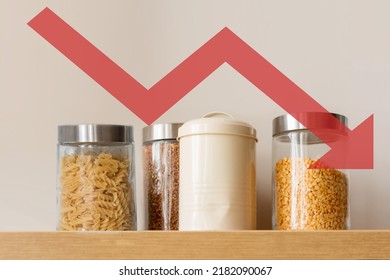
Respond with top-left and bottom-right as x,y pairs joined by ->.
57,124 -> 136,231
272,113 -> 350,230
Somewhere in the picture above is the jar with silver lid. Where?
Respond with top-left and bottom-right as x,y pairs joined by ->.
143,123 -> 182,230
57,124 -> 136,231
272,113 -> 350,230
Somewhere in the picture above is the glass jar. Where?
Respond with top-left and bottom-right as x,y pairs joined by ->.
57,124 -> 136,231
178,112 -> 257,230
143,123 -> 182,230
272,113 -> 350,230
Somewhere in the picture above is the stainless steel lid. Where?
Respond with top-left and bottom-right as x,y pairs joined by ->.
143,123 -> 183,143
273,113 -> 348,144
58,124 -> 133,144
273,112 -> 348,136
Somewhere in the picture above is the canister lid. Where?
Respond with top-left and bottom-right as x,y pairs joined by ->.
178,112 -> 257,141
58,124 -> 133,144
143,123 -> 183,143
273,112 -> 348,136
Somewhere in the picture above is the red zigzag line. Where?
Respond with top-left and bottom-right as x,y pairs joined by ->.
27,7 -> 374,169
28,7 -> 330,125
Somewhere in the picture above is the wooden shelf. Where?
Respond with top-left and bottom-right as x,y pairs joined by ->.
1,231 -> 390,260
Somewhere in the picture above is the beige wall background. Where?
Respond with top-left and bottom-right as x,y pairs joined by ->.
1,0 -> 389,230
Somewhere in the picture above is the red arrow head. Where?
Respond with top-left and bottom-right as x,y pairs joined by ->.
310,114 -> 374,169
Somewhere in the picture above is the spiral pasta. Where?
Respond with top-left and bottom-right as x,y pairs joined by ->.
59,152 -> 135,230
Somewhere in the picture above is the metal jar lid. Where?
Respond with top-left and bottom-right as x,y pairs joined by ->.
272,112 -> 348,143
58,124 -> 134,144
143,123 -> 183,143
273,112 -> 348,136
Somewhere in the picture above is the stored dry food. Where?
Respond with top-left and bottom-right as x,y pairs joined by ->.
59,152 -> 135,230
143,142 -> 179,230
275,157 -> 348,230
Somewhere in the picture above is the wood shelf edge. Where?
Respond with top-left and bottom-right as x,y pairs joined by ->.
0,230 -> 389,260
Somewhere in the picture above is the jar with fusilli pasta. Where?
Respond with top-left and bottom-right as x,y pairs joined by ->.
57,124 -> 137,231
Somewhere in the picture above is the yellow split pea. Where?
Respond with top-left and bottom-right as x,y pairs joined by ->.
275,158 -> 348,230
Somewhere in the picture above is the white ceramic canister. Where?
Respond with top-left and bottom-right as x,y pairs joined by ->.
178,112 -> 257,230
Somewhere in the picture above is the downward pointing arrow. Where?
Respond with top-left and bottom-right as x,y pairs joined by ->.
27,7 -> 374,169
310,115 -> 374,169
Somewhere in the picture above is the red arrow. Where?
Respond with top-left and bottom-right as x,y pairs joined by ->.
27,7 -> 374,169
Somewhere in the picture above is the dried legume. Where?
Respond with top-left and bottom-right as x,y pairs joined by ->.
275,158 -> 348,230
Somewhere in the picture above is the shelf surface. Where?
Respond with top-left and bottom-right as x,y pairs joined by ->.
1,231 -> 390,260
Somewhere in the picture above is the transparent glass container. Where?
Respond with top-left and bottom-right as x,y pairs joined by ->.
143,123 -> 182,230
272,113 -> 350,230
57,124 -> 136,231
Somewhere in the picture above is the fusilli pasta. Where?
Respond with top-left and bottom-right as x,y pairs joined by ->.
59,152 -> 135,230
